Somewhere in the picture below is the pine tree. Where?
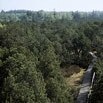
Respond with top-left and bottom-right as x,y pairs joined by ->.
1,47 -> 50,103
38,42 -> 73,103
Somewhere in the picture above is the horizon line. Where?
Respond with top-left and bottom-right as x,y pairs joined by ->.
1,9 -> 103,12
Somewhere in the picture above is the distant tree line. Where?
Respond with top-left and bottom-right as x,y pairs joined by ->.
1,10 -> 103,22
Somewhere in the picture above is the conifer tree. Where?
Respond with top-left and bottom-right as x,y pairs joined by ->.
1,47 -> 50,103
38,41 -> 73,103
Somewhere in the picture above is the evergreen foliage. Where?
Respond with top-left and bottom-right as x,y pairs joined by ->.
0,10 -> 103,103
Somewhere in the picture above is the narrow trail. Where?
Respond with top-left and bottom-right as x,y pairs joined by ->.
76,52 -> 97,103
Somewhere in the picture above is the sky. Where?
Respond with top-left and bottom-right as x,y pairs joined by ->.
0,0 -> 103,12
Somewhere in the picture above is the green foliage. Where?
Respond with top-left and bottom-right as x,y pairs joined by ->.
38,42 -> 73,103
90,60 -> 103,103
0,10 -> 103,103
1,10 -> 103,22
1,47 -> 50,103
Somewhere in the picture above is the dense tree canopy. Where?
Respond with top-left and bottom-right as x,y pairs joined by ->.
0,10 -> 103,103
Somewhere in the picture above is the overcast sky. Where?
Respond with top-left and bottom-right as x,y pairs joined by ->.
0,0 -> 103,12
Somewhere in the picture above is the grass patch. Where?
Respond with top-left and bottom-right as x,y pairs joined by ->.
61,65 -> 85,101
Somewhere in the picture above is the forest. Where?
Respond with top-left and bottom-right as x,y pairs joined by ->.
0,10 -> 103,103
